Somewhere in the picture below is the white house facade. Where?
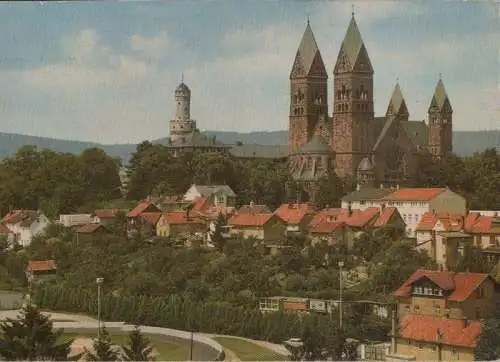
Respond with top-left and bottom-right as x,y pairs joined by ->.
3,210 -> 50,247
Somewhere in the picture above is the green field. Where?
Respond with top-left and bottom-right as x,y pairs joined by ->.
213,336 -> 288,361
62,332 -> 188,361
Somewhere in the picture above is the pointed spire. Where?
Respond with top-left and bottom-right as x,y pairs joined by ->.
388,80 -> 408,116
291,21 -> 326,77
352,4 -> 355,17
335,11 -> 373,73
181,72 -> 184,83
429,76 -> 450,111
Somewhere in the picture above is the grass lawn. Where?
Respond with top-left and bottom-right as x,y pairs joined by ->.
62,332 -> 188,361
213,336 -> 288,361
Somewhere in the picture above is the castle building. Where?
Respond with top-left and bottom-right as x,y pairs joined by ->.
289,14 -> 453,195
167,81 -> 231,157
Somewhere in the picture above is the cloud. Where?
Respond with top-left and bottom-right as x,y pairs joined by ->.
130,32 -> 169,59
21,29 -> 153,92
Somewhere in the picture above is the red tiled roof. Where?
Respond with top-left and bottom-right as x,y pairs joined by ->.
274,203 -> 315,225
237,204 -> 272,215
3,210 -> 38,225
127,200 -> 160,218
310,220 -> 345,234
373,207 -> 399,227
94,209 -> 128,218
27,260 -> 57,272
162,212 -> 204,225
399,315 -> 480,348
383,188 -> 446,201
0,225 -> 11,233
228,213 -> 275,227
394,269 -> 491,302
415,211 -> 499,234
346,207 -> 379,228
76,223 -> 105,234
140,212 -> 162,224
309,208 -> 346,227
192,197 -> 210,212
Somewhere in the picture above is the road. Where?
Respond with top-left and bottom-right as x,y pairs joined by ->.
0,309 -> 290,360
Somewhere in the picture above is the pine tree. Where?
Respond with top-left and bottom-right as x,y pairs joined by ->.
475,309 -> 500,360
0,303 -> 74,361
85,326 -> 119,361
121,326 -> 155,361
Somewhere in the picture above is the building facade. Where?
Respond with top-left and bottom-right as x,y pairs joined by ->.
289,14 -> 453,191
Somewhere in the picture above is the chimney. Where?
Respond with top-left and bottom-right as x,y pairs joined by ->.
380,184 -> 384,189
356,184 -> 361,191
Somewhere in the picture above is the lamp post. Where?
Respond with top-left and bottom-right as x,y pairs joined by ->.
338,260 -> 344,330
96,277 -> 104,338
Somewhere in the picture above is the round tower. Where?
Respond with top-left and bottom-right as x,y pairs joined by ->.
170,81 -> 197,142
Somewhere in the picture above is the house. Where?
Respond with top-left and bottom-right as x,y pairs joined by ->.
3,210 -> 50,247
387,269 -> 498,361
0,225 -> 15,246
308,206 -> 405,249
341,185 -> 394,210
183,184 -> 236,207
93,209 -> 128,226
26,260 -> 57,284
382,188 -> 467,237
274,203 -> 315,235
127,198 -> 162,234
227,213 -> 286,244
393,269 -> 499,321
58,214 -> 92,227
237,202 -> 272,215
75,223 -> 107,244
139,212 -> 162,237
416,211 -> 500,270
388,315 -> 481,361
341,187 -> 467,237
156,211 -> 206,239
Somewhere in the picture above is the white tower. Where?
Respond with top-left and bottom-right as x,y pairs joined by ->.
169,77 -> 197,142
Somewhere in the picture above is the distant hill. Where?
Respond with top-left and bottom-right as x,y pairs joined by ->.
0,130 -> 497,165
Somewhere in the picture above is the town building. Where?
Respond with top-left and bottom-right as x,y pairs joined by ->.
341,187 -> 466,237
274,203 -> 316,235
2,210 -> 50,247
156,211 -> 206,239
75,223 -> 108,244
26,260 -> 57,284
288,14 -> 453,198
388,269 -> 499,361
183,184 -> 236,208
415,211 -> 500,270
226,213 -> 286,244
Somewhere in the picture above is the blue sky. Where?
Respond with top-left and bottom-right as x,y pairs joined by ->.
0,1 -> 498,144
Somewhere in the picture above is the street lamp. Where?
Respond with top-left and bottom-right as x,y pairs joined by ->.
96,277 -> 104,338
338,261 -> 344,330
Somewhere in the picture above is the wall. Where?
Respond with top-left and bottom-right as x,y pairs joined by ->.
394,338 -> 475,361
430,190 -> 467,214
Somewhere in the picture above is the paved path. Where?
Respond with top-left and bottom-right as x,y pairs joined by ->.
0,310 -> 290,361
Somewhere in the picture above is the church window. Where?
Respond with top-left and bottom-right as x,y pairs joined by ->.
345,104 -> 349,111
293,95 -> 298,104
337,91 -> 341,100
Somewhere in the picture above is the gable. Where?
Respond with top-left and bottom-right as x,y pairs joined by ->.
290,52 -> 306,78
333,48 -> 352,74
352,45 -> 373,73
308,51 -> 328,77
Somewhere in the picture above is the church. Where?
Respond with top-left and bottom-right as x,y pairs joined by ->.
288,13 -> 453,195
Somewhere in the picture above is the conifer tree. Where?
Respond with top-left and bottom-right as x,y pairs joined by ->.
85,326 -> 119,361
0,303 -> 74,360
121,326 -> 155,361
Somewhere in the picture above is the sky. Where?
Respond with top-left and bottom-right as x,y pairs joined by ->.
0,1 -> 498,144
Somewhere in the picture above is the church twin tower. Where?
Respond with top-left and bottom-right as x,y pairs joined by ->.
289,14 -> 453,182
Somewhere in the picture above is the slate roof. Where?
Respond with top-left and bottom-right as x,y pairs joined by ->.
192,184 -> 236,198
341,188 -> 393,202
336,14 -> 373,73
168,132 -> 230,149
357,156 -> 374,171
387,82 -> 408,115
175,82 -> 190,94
429,78 -> 450,111
230,144 -> 288,159
296,135 -> 331,155
293,22 -> 326,76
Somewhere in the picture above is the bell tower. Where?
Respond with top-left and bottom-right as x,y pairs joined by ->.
289,20 -> 328,154
428,76 -> 453,158
332,12 -> 374,178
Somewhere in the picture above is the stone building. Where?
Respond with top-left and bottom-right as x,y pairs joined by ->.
289,14 -> 453,193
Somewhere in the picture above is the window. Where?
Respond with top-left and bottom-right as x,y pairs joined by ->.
434,305 -> 441,315
452,348 -> 458,357
417,343 -> 423,351
431,344 -> 437,351
413,305 -> 420,313
476,287 -> 485,299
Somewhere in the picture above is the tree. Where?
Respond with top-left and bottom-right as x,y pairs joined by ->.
0,304 -> 74,361
455,245 -> 490,273
121,326 -> 155,361
475,308 -> 500,360
85,327 -> 119,361
315,173 -> 345,209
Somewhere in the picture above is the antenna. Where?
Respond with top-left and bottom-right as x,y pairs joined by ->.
307,14 -> 310,25
181,72 -> 184,83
